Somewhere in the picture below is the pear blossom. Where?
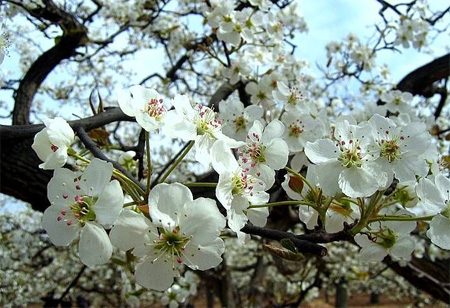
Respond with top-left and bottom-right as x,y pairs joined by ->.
354,210 -> 417,262
42,158 -> 124,267
238,120 -> 289,189
32,117 -> 75,170
117,85 -> 168,132
211,140 -> 269,241
416,173 -> 450,250
379,90 -> 414,114
163,94 -> 243,167
245,74 -> 278,108
280,111 -> 325,152
223,57 -> 252,84
305,119 -> 379,198
367,114 -> 430,188
272,81 -> 306,112
219,97 -> 264,141
112,183 -> 226,291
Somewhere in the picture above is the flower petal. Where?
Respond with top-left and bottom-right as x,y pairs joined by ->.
149,183 -> 193,228
183,238 -> 225,270
81,158 -> 113,197
339,167 -> 379,198
42,204 -> 81,246
305,139 -> 340,164
109,209 -> 157,251
179,198 -> 225,244
94,180 -> 124,226
135,256 -> 177,291
427,215 -> 450,250
79,222 -> 113,267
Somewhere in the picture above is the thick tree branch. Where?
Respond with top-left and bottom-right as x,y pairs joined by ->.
241,224 -> 327,256
12,0 -> 89,125
396,53 -> 450,96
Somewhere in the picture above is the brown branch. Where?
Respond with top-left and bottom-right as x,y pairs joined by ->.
12,0 -> 89,125
396,53 -> 450,95
241,224 -> 327,256
74,126 -> 145,191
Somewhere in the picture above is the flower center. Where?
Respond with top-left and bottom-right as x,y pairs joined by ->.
240,132 -> 266,167
289,123 -> 303,137
56,194 -> 97,227
376,229 -> 397,249
153,227 -> 193,266
379,138 -> 402,163
195,105 -> 222,136
337,140 -> 362,168
144,98 -> 166,120
51,144 -> 59,152
287,87 -> 303,107
233,116 -> 246,131
231,171 -> 263,198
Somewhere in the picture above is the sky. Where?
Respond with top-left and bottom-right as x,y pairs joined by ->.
296,0 -> 449,82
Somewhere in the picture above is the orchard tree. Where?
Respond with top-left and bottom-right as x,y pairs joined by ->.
0,0 -> 449,307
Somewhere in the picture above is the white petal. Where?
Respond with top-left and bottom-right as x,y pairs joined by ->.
298,206 -> 319,230
416,178 -> 445,214
389,236 -> 415,260
182,238 -> 225,270
47,167 -> 80,205
46,117 -> 74,146
435,173 -> 450,199
117,86 -> 141,117
339,167 -> 379,198
247,207 -> 269,227
264,138 -> 289,170
81,158 -> 113,197
162,111 -> 197,141
262,119 -> 284,144
179,198 -> 225,244
109,209 -> 157,251
149,183 -> 193,228
359,244 -> 387,262
211,140 -> 238,174
252,164 -> 275,189
305,139 -> 340,164
172,94 -> 195,119
393,156 -> 428,183
42,204 -> 81,246
94,180 -> 124,226
315,161 -> 342,197
135,256 -> 177,291
427,215 -> 450,250
32,129 -> 53,161
79,222 -> 113,267
227,196 -> 249,232
216,171 -> 234,209
136,112 -> 160,132
219,98 -> 243,117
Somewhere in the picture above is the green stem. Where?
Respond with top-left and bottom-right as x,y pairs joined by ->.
159,141 -> 195,183
145,131 -> 152,201
351,191 -> 385,235
70,152 -> 145,197
368,215 -> 434,223
183,182 -> 217,188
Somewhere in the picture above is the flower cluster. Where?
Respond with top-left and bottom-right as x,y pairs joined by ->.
26,1 -> 449,303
